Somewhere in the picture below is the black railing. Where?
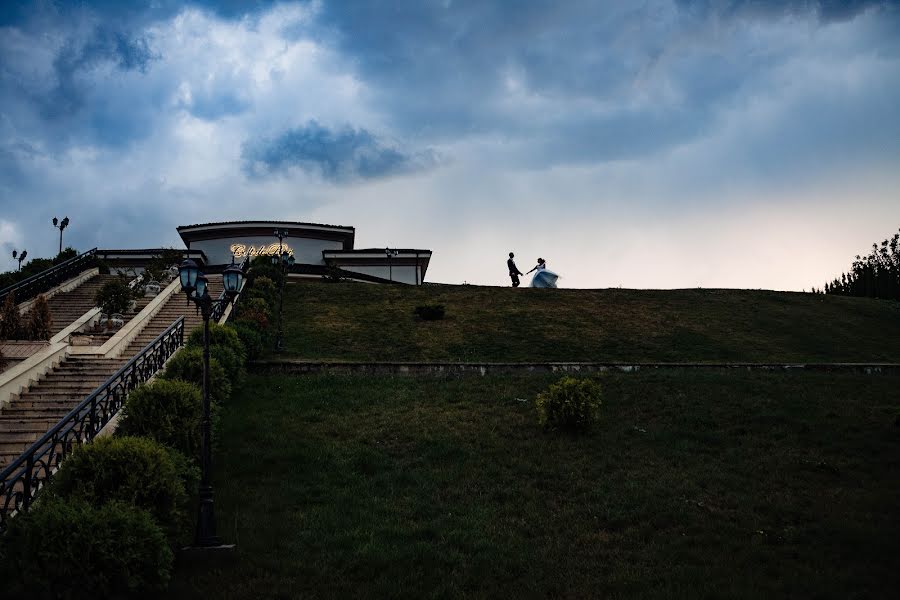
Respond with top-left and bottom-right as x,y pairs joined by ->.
0,316 -> 185,533
0,248 -> 98,306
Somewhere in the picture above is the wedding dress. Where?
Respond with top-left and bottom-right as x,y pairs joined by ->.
530,263 -> 559,288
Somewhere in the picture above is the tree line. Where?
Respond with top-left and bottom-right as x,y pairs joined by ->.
819,228 -> 900,300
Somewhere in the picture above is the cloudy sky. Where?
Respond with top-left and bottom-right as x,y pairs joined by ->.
1,0 -> 898,289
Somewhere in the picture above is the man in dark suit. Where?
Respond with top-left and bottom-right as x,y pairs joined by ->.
507,252 -> 524,287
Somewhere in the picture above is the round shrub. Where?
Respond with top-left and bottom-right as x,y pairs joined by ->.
249,275 -> 278,306
0,497 -> 172,598
237,297 -> 272,331
231,320 -> 264,360
162,346 -> 231,405
117,379 -> 202,459
187,322 -> 245,358
535,376 -> 603,432
50,436 -> 190,541
187,322 -> 246,382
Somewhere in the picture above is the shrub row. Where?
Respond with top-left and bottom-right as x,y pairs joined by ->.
0,319 -> 251,598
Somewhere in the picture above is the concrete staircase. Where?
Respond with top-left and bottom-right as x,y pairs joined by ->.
45,273 -> 120,336
0,277 -> 223,470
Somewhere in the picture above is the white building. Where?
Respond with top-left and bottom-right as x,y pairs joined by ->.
99,220 -> 433,285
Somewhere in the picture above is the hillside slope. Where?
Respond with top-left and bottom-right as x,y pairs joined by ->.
279,284 -> 900,362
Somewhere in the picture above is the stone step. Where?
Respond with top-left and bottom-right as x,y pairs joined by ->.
6,399 -> 79,410
1,406 -> 74,418
0,422 -> 57,434
20,378 -> 106,388
16,391 -> 97,402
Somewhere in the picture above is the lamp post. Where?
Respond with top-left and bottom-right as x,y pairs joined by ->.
12,249 -> 27,271
178,259 -> 243,549
52,217 -> 69,255
385,247 -> 399,282
272,250 -> 295,352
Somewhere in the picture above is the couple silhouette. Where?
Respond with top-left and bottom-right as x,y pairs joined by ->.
507,252 -> 559,288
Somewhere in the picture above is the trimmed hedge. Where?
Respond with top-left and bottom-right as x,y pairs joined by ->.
117,379 -> 203,460
0,497 -> 172,598
162,346 -> 231,405
50,436 -> 192,542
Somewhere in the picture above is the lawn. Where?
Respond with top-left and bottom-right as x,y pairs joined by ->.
277,283 -> 900,363
171,372 -> 900,599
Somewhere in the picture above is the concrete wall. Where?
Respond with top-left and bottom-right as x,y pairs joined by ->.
189,236 -> 343,266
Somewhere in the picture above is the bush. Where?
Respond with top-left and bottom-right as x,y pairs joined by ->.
95,277 -> 134,315
186,322 -> 247,382
231,320 -> 265,360
251,275 -> 278,304
0,292 -> 21,339
0,497 -> 172,598
187,322 -> 246,362
23,294 -> 53,340
162,346 -> 231,405
117,379 -> 203,460
238,297 -> 272,331
414,304 -> 445,321
322,266 -> 346,283
247,258 -> 283,288
535,376 -> 602,432
52,247 -> 78,264
50,436 -> 191,541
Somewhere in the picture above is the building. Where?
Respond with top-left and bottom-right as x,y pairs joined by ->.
98,220 -> 433,285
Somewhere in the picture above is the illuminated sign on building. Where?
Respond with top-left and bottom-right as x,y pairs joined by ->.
230,243 -> 295,258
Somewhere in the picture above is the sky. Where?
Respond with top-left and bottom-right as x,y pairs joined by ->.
0,0 -> 898,289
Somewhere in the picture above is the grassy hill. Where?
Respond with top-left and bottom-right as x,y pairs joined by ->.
279,283 -> 900,362
173,372 -> 900,598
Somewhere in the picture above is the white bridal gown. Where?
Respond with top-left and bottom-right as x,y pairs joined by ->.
530,264 -> 559,288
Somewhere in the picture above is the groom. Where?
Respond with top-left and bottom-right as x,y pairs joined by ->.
507,252 -> 524,287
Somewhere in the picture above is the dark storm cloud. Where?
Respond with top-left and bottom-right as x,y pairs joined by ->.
45,27 -> 157,119
674,0 -> 892,23
242,121 -> 438,182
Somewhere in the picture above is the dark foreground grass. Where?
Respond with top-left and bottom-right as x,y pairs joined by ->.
278,283 -> 900,363
171,372 -> 900,599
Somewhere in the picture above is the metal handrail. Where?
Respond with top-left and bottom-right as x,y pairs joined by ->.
0,248 -> 98,306
0,316 -> 186,532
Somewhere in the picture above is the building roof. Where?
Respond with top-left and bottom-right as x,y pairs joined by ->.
177,220 -> 355,250
323,249 -> 432,255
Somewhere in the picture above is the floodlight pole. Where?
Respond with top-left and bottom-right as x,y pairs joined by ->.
385,247 -> 399,282
52,216 -> 69,255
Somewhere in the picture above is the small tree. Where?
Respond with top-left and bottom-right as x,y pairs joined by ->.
23,294 -> 53,340
0,292 -> 22,339
94,277 -> 134,316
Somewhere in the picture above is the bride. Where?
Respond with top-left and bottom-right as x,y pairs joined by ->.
526,258 -> 559,288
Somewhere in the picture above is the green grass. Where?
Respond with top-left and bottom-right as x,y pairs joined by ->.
171,372 -> 900,599
278,283 -> 900,362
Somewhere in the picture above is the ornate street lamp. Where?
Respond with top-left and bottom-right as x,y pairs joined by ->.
178,259 -> 242,549
52,216 -> 70,255
275,251 -> 294,352
12,249 -> 27,271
